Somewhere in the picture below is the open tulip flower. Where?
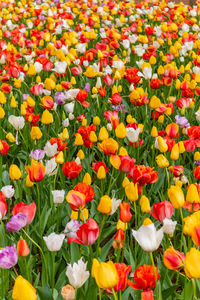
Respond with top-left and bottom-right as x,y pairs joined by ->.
1,0 -> 200,298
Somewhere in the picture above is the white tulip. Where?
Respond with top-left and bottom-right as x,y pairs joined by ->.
52,190 -> 65,204
34,62 -> 43,73
43,233 -> 65,251
132,223 -> 163,252
126,127 -> 140,143
163,218 -> 177,236
64,102 -> 74,114
1,185 -> 15,198
54,61 -> 68,74
66,258 -> 90,289
44,142 -> 58,157
195,110 -> 200,122
109,196 -> 121,215
8,115 -> 25,131
45,158 -> 58,176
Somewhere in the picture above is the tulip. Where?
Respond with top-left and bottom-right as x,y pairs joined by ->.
170,144 -> 179,160
83,173 -> 92,185
12,275 -> 37,300
191,225 -> 200,246
163,246 -> 185,270
183,212 -> 200,237
52,190 -> 65,204
0,196 -> 7,219
168,185 -> 185,209
6,213 -> 27,232
156,154 -> 169,168
98,138 -> 118,155
166,123 -> 179,139
97,195 -> 112,214
185,248 -> 200,278
92,259 -> 119,289
119,202 -> 132,223
66,258 -> 90,289
112,229 -> 125,249
67,218 -> 99,245
61,285 -> 75,300
115,123 -> 127,139
0,245 -> 18,269
30,126 -> 43,140
157,136 -> 168,153
132,223 -> 163,252
139,195 -> 150,213
125,182 -> 138,202
163,218 -> 177,235
97,165 -> 106,179
17,240 -> 30,257
43,233 -> 65,251
8,115 -> 25,131
25,161 -> 45,182
12,202 -> 36,225
56,151 -> 64,164
62,161 -> 82,179
9,164 -> 22,181
98,127 -> 109,141
150,201 -> 174,223
186,184 -> 200,204
41,109 -> 54,124
151,126 -> 158,137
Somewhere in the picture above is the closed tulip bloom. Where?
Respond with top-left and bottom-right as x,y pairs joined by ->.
6,213 -> 27,232
163,246 -> 185,270
170,144 -> 179,161
52,190 -> 65,204
92,259 -> 119,289
115,123 -> 127,139
83,173 -> 92,185
8,115 -> 25,131
56,151 -> 64,164
166,123 -> 179,139
12,202 -> 36,225
25,161 -> 45,182
97,195 -> 112,214
156,154 -> 169,168
185,248 -> 200,278
151,126 -> 158,137
61,285 -> 75,300
112,229 -> 125,249
183,212 -> 200,237
168,185 -> 185,209
157,136 -> 168,153
125,182 -> 138,202
17,240 -> 30,257
186,184 -> 200,204
30,126 -> 43,140
43,233 -> 65,251
66,258 -> 89,289
97,165 -> 106,179
9,164 -> 22,180
163,218 -> 177,235
119,202 -> 132,223
98,126 -> 109,141
139,195 -> 150,213
132,223 -> 163,252
62,161 -> 82,179
12,275 -> 37,300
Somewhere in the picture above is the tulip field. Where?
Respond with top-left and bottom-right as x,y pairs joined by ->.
1,0 -> 200,299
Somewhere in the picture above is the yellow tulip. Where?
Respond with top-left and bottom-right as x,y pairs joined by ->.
125,182 -> 138,202
56,151 -> 64,164
9,164 -> 22,181
156,154 -> 169,168
6,132 -> 15,143
97,195 -> 112,214
139,195 -> 151,213
12,275 -> 37,300
75,133 -> 83,146
170,144 -> 179,161
98,127 -> 109,141
151,126 -> 158,137
92,259 -> 119,289
97,166 -> 106,179
83,173 -> 91,185
115,123 -> 126,139
77,150 -> 84,160
186,184 -> 200,204
168,185 -> 185,209
30,126 -> 43,140
158,136 -> 168,153
185,248 -> 200,278
41,110 -> 54,124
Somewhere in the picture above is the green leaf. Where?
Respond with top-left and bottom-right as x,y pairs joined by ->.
162,285 -> 178,299
37,285 -> 54,300
100,237 -> 114,261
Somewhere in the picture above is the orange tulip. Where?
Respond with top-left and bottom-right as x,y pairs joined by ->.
25,161 -> 45,182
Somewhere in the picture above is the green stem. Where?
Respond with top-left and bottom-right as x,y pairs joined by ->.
149,252 -> 159,300
116,248 -> 121,263
95,215 -> 106,257
0,219 -> 6,246
192,279 -> 197,300
134,201 -> 137,228
98,287 -> 101,300
36,183 -> 41,230
51,251 -> 55,288
112,288 -> 118,300
180,208 -> 184,252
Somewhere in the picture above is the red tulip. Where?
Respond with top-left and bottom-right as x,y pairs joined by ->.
62,161 -> 82,179
119,155 -> 136,173
66,190 -> 85,211
119,202 -> 132,223
150,201 -> 174,223
141,290 -> 154,300
76,89 -> 90,107
168,166 -> 184,177
112,229 -> 125,249
194,166 -> 200,180
68,218 -> 99,245
164,246 -> 185,270
0,193 -> 7,218
103,74 -> 114,86
166,123 -> 179,139
30,84 -> 43,96
25,161 -> 45,182
17,240 -> 30,257
12,202 -> 36,225
73,183 -> 95,203
0,140 -> 9,155
110,93 -> 122,105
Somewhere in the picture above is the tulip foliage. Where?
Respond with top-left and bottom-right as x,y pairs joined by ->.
1,0 -> 200,299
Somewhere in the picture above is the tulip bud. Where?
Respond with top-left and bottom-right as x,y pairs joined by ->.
156,154 -> 169,168
119,147 -> 128,156
74,133 -> 84,146
168,185 -> 185,209
61,285 -> 75,300
97,166 -> 106,179
194,152 -> 200,161
6,132 -> 15,143
89,131 -> 97,142
139,195 -> 150,213
170,144 -> 179,161
178,141 -> 185,154
83,173 -> 92,185
158,136 -> 168,153
151,126 -> 158,137
112,229 -> 125,249
97,195 -> 112,214
93,116 -> 100,126
125,182 -> 138,202
115,123 -> 127,139
77,150 -> 84,160
158,115 -> 164,123
186,184 -> 200,204
30,126 -> 43,140
56,151 -> 64,164
17,240 -> 30,257
122,177 -> 130,188
98,126 -> 109,141
9,164 -> 22,181
119,202 -> 132,223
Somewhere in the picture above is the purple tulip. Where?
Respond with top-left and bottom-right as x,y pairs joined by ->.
175,115 -> 190,128
6,213 -> 27,232
84,83 -> 90,93
29,149 -> 45,161
54,92 -> 66,105
0,245 -> 18,269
